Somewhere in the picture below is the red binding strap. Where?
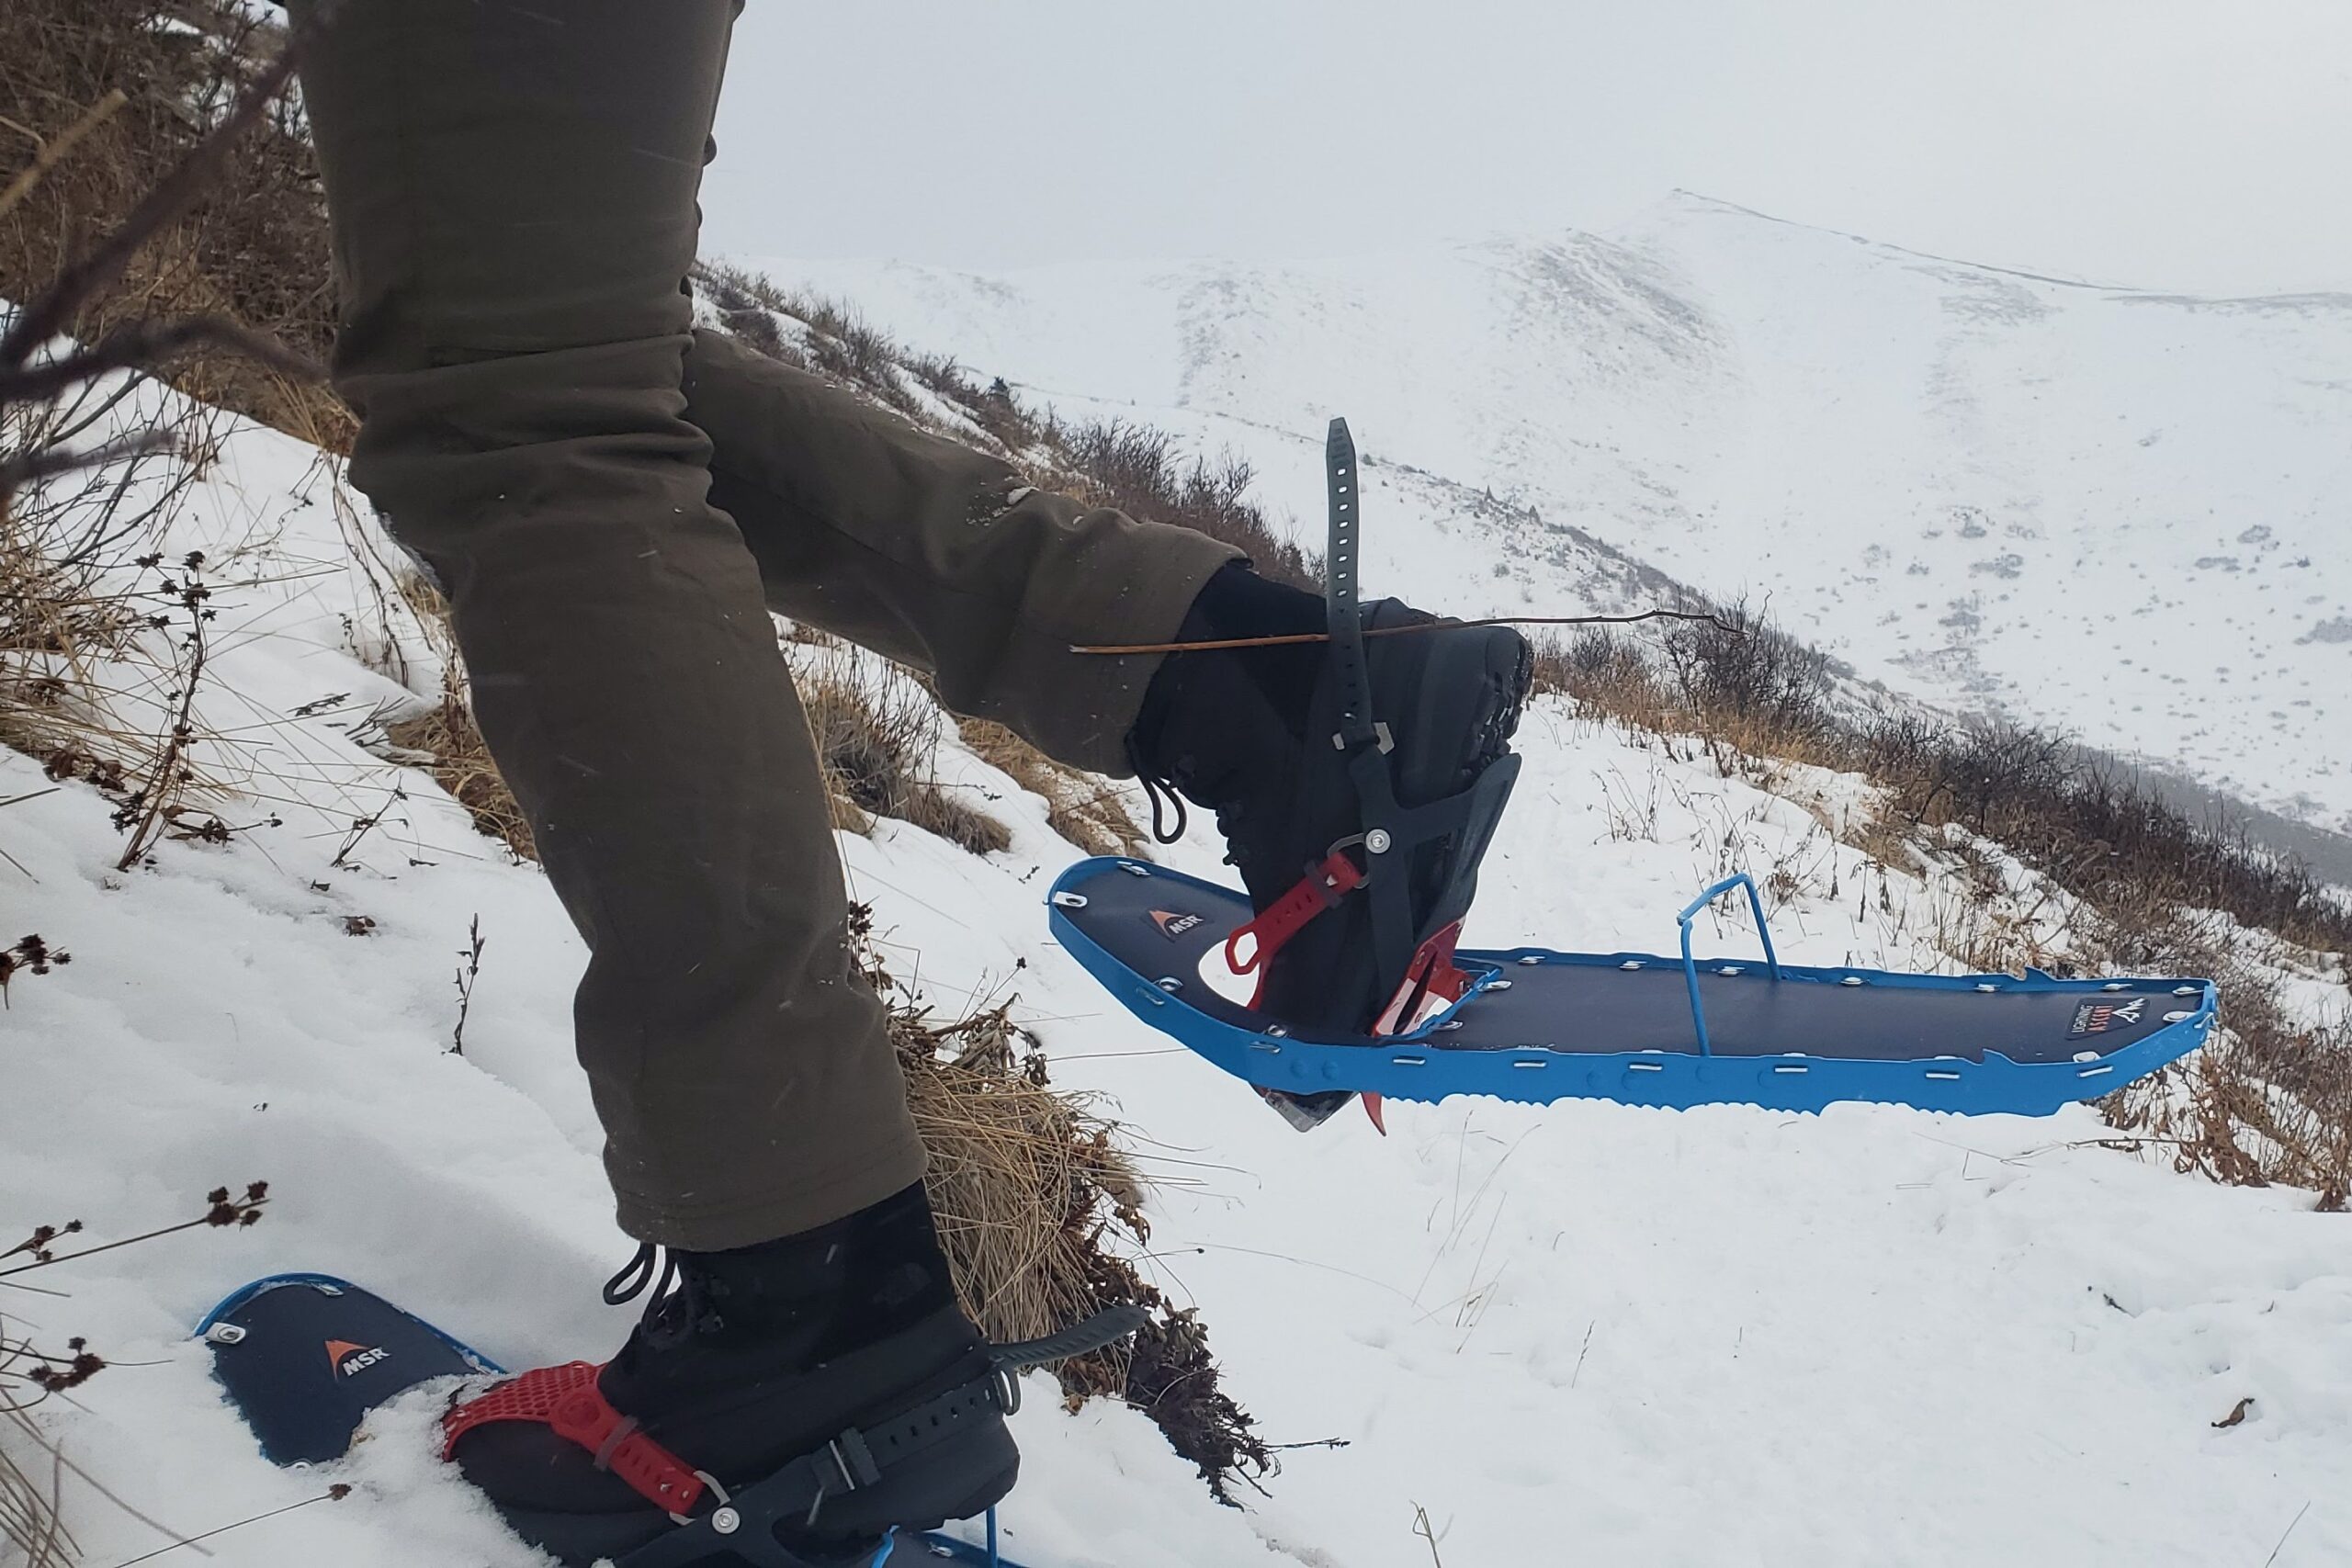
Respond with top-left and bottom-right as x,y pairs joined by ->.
1224,849 -> 1366,997
443,1363 -> 709,1517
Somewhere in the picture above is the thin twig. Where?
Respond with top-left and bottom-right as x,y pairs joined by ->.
0,1194 -> 266,1280
448,914 -> 485,1055
0,429 -> 182,493
1410,1503 -> 1446,1568
0,90 -> 130,224
1069,606 -> 1735,656
0,316 -> 323,407
2262,1501 -> 2311,1568
103,1486 -> 347,1568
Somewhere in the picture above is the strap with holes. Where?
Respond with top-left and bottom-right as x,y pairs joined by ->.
1222,848 -> 1367,998
442,1362 -> 710,1517
1325,418 -> 1378,753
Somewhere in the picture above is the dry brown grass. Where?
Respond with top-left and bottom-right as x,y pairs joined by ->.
793,638 -> 1011,857
855,908 -> 1270,1500
0,383 -> 205,771
382,666 -> 537,863
0,0 -> 349,448
958,717 -> 1146,857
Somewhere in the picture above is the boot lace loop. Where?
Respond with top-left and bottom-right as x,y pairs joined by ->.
603,1243 -> 696,1345
1127,737 -> 1189,845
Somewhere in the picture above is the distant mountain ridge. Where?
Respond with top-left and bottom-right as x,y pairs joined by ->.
753,192 -> 2352,840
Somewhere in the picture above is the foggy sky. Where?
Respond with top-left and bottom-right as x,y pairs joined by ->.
700,0 -> 2352,294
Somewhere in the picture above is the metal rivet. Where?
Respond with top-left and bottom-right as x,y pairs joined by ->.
1364,829 -> 1393,854
1487,978 -> 1512,991
2102,983 -> 2128,993
1051,891 -> 1087,908
1841,976 -> 1864,987
206,1324 -> 246,1345
1620,960 -> 1643,971
1518,954 -> 1542,965
711,1506 -> 741,1536
2164,1010 -> 2192,1023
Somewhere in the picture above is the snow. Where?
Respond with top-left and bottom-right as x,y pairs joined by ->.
5,356 -> 2349,1565
752,192 -> 2352,840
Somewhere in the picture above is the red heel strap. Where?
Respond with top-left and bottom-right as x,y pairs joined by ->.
443,1362 -> 710,1517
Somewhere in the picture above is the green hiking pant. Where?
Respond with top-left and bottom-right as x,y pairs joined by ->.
291,0 -> 1239,1248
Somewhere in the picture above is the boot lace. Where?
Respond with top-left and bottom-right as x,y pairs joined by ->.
604,1243 -> 707,1348
1127,736 -> 1189,845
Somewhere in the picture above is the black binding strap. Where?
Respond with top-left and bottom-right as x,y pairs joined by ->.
616,1307 -> 1150,1568
1325,419 -> 1379,753
992,1303 -> 1151,1371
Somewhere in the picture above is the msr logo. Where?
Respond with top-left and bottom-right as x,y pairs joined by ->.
2070,996 -> 2149,1038
1148,908 -> 1204,940
325,1338 -> 391,1377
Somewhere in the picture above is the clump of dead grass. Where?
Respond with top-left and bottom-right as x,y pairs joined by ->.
793,637 -> 1011,857
382,665 -> 536,862
0,0 -> 348,446
958,717 -> 1146,857
854,906 -> 1271,1501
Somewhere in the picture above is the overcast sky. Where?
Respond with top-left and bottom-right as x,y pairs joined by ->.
701,1 -> 2352,294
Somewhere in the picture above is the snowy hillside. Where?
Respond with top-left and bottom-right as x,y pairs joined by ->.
758,192 -> 2352,840
5,379 -> 2347,1567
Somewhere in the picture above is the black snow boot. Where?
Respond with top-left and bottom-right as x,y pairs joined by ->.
445,1183 -> 1016,1568
1130,558 -> 1532,1042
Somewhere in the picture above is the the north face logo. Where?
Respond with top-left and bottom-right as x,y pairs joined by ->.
325,1338 -> 391,1376
1149,908 -> 1204,939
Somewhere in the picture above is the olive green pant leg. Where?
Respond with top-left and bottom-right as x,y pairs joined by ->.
292,0 -> 923,1248
683,330 -> 1243,776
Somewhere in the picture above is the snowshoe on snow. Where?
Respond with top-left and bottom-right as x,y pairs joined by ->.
1131,419 -> 1531,1126
439,1183 -> 1139,1567
200,1185 -> 1144,1568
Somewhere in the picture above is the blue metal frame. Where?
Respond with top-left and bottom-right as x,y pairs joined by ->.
1678,874 -> 1782,1054
1046,858 -> 2218,1119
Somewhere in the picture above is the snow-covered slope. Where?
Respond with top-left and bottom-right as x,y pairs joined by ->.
5,386 -> 2347,1566
757,192 -> 2352,837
